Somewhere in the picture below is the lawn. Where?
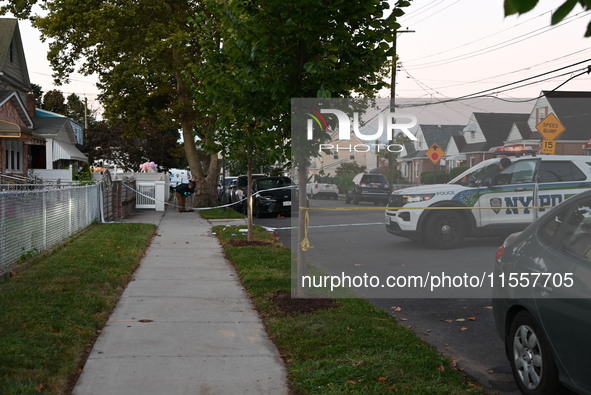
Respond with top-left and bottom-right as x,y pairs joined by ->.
214,224 -> 484,394
0,223 -> 156,394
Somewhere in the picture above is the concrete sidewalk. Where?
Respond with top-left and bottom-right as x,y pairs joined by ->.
73,207 -> 289,395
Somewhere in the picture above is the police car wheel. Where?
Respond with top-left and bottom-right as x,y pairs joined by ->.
425,211 -> 466,249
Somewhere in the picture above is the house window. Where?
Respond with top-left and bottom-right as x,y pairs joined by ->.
333,151 -> 339,160
536,106 -> 549,124
5,141 -> 23,172
470,156 -> 475,167
349,154 -> 355,160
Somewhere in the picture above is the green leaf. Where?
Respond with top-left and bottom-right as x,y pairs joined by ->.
552,0 -> 578,24
317,88 -> 331,98
504,0 -> 539,16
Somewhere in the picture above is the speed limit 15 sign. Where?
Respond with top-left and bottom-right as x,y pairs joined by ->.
541,139 -> 555,155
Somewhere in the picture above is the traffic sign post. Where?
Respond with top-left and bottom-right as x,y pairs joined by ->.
426,143 -> 445,183
535,113 -> 565,142
541,140 -> 556,155
426,143 -> 445,165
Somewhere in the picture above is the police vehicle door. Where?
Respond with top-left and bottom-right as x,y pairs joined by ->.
535,160 -> 591,219
478,158 -> 539,231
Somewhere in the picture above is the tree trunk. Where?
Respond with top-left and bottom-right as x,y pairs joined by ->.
173,50 -> 219,208
295,164 -> 308,297
246,150 -> 254,242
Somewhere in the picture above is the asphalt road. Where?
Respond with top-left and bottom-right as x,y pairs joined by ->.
254,197 -> 521,394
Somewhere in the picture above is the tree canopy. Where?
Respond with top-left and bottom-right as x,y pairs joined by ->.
4,0 -> 410,208
87,120 -> 184,172
504,0 -> 591,36
3,0 -> 221,205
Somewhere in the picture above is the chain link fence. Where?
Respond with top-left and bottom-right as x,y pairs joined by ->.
0,184 -> 102,273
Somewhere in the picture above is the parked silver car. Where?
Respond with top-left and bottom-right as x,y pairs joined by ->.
493,189 -> 591,395
218,176 -> 237,205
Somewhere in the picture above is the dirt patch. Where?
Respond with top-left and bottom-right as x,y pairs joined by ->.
269,290 -> 337,314
226,239 -> 275,247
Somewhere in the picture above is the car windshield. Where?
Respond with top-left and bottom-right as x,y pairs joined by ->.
256,177 -> 293,190
449,160 -> 501,187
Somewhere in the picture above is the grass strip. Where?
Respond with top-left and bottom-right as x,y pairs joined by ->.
198,207 -> 245,219
0,223 -> 156,395
214,224 -> 484,394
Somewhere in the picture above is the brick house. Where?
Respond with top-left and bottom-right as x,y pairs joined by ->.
505,90 -> 591,155
397,124 -> 464,183
461,112 -> 530,167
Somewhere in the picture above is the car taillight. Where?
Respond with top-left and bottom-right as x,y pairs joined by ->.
384,183 -> 390,189
495,245 -> 505,261
496,232 -> 521,261
315,184 -> 318,189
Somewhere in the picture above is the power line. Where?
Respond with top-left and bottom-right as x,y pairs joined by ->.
400,2 -> 554,64
397,47 -> 591,94
405,12 -> 588,70
397,60 -> 591,107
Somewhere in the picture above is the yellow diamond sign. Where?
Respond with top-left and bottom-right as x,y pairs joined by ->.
535,113 -> 565,141
426,143 -> 445,165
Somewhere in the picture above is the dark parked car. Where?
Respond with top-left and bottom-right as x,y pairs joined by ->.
229,174 -> 266,213
252,176 -> 295,218
493,189 -> 591,395
345,173 -> 389,205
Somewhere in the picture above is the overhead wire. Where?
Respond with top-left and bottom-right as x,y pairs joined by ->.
401,4 -> 553,63
393,0 -> 591,103
405,11 -> 589,70
397,64 -> 591,107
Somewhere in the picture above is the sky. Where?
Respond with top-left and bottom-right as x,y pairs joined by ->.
15,0 -> 591,124
377,0 -> 591,123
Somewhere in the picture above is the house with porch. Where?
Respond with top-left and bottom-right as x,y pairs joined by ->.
0,18 -> 87,181
308,128 -> 379,179
397,124 -> 465,184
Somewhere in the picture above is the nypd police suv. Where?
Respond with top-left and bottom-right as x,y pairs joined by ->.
385,155 -> 591,249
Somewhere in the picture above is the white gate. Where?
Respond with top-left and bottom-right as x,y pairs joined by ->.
136,181 -> 156,209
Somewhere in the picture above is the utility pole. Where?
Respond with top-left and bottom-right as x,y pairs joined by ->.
84,97 -> 88,145
388,29 -> 414,192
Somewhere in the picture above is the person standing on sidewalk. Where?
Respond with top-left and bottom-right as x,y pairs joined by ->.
175,176 -> 196,212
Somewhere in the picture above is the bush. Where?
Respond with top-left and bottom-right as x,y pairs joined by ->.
420,171 -> 450,184
333,174 -> 355,193
449,166 -> 469,180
